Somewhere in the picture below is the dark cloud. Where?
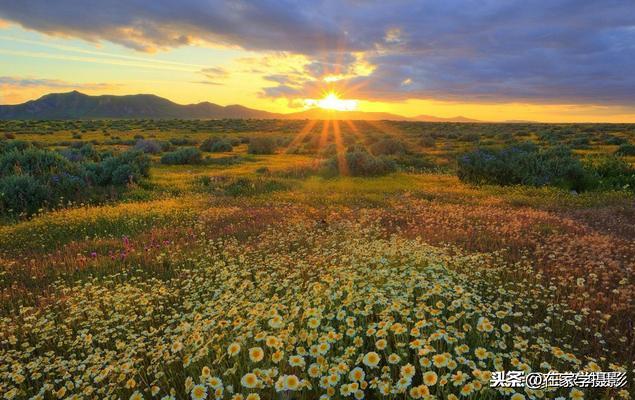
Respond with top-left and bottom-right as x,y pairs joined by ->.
0,76 -> 114,90
1,0 -> 634,104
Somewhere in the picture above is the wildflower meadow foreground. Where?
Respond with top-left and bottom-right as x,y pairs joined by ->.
0,120 -> 633,400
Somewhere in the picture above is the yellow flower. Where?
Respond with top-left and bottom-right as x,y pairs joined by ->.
249,347 -> 264,362
246,394 -> 260,400
227,342 -> 241,356
272,350 -> 284,363
130,391 -> 144,400
363,351 -> 380,368
423,371 -> 438,386
510,394 -> 525,400
570,388 -> 584,400
401,363 -> 416,379
191,384 -> 207,400
474,347 -> 488,360
241,373 -> 259,389
432,353 -> 447,368
388,353 -> 401,364
285,375 -> 300,390
349,367 -> 365,382
289,355 -> 305,367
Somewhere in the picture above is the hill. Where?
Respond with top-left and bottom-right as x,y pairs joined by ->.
0,91 -> 479,122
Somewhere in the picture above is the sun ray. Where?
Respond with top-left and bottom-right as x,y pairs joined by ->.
343,120 -> 372,153
284,119 -> 318,154
332,120 -> 349,176
319,119 -> 331,151
365,119 -> 408,141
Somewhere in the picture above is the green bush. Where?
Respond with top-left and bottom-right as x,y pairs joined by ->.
248,137 -> 277,154
0,175 -> 48,215
370,138 -> 406,156
457,145 -> 594,191
200,137 -> 233,152
0,143 -> 149,217
323,150 -> 396,177
584,155 -> 635,191
160,147 -> 202,165
615,143 -> 635,156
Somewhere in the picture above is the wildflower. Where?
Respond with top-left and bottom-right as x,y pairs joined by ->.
289,355 -> 305,367
363,351 -> 380,368
349,367 -> 365,382
423,371 -> 438,386
474,347 -> 488,360
285,375 -> 300,390
570,389 -> 584,399
191,384 -> 207,400
130,392 -> 144,400
241,373 -> 259,389
400,363 -> 416,379
227,343 -> 241,356
249,347 -> 264,362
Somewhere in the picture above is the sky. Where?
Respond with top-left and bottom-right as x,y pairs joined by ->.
0,0 -> 634,122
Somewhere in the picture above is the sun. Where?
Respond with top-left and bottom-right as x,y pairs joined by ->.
305,92 -> 358,111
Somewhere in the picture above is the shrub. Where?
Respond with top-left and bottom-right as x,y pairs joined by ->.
324,150 -> 396,177
0,146 -> 149,217
134,139 -> 164,154
248,137 -> 277,154
160,147 -> 202,165
457,145 -> 593,191
585,155 -> 635,191
615,143 -> 635,156
169,137 -> 198,146
419,136 -> 435,147
200,137 -> 233,152
0,175 -> 48,216
89,150 -> 150,185
370,138 -> 406,156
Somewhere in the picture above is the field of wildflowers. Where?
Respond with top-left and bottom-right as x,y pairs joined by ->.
0,120 -> 633,399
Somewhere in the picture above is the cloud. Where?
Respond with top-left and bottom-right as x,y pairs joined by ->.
0,76 -> 117,104
1,1 -> 634,105
200,67 -> 228,79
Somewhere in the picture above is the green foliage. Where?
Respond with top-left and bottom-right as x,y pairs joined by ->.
584,155 -> 635,191
160,147 -> 202,165
457,144 -> 594,191
248,137 -> 277,154
200,137 -> 233,152
197,176 -> 290,196
0,142 -> 149,217
615,142 -> 635,156
370,138 -> 406,156
324,149 -> 396,177
0,175 -> 48,215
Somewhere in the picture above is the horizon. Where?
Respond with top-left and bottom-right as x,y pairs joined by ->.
4,89 -> 635,124
1,2 -> 635,122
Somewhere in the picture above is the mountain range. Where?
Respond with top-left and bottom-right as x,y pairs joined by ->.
0,91 -> 480,122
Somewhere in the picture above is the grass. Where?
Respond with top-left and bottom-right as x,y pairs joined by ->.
0,120 -> 633,400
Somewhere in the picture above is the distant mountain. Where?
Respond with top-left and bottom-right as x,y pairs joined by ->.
411,114 -> 481,123
0,91 -> 480,122
0,91 -> 282,120
283,108 -> 410,121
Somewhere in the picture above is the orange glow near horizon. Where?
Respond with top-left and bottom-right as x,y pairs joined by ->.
305,92 -> 358,111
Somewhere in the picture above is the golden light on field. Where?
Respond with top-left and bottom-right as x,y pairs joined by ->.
305,92 -> 358,111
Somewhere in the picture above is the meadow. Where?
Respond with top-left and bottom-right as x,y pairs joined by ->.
0,119 -> 633,400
